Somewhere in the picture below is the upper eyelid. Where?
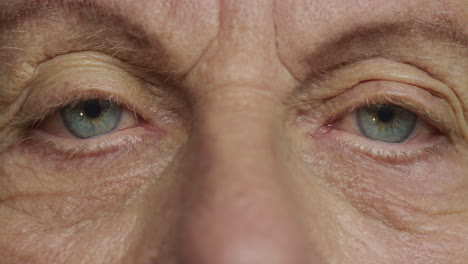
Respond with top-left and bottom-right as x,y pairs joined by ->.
298,81 -> 457,136
329,96 -> 451,135
4,53 -> 191,150
13,89 -> 146,129
299,58 -> 459,108
9,55 -> 152,125
298,58 -> 468,137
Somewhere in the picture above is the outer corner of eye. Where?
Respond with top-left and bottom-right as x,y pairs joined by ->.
38,99 -> 139,139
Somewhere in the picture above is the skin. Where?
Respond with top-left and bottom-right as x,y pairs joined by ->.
0,0 -> 467,263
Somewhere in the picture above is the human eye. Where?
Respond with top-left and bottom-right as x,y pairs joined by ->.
355,104 -> 418,143
302,79 -> 456,163
60,99 -> 127,139
22,89 -> 158,157
4,52 -> 186,158
331,102 -> 440,146
40,98 -> 139,139
0,51 -> 189,173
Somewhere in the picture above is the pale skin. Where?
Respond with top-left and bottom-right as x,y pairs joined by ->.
0,0 -> 467,263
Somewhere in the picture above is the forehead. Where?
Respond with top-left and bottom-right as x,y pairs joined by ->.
92,0 -> 464,66
2,0 -> 465,61
0,0 -> 466,95
92,0 -> 466,31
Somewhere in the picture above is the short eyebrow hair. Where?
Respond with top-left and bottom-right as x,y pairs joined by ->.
1,0 -> 466,85
1,0 -> 101,29
304,17 -> 467,85
0,0 -> 177,80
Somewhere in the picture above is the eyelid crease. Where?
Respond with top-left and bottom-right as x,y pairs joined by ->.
298,58 -> 468,139
8,52 -> 171,130
24,129 -> 149,159
301,59 -> 440,96
299,81 -> 457,142
326,95 -> 452,136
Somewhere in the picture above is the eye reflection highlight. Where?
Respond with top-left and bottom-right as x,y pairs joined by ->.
61,100 -> 123,139
356,104 -> 417,143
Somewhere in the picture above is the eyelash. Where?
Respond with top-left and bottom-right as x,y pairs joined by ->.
328,96 -> 448,134
14,90 -> 140,129
13,91 -> 152,158
305,94 -> 452,163
14,82 -> 452,162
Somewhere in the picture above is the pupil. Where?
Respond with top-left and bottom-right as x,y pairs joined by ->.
84,100 -> 102,118
377,106 -> 395,123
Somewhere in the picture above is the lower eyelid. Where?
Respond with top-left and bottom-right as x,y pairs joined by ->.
28,125 -> 165,158
311,125 -> 449,163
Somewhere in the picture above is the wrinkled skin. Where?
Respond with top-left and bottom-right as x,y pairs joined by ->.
0,0 -> 467,263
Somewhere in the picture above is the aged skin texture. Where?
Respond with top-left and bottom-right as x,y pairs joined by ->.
0,0 -> 467,263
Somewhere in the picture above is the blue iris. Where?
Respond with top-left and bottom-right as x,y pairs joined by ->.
356,104 -> 417,143
61,100 -> 122,139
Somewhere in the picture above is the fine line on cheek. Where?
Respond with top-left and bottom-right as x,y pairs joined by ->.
300,131 -> 466,232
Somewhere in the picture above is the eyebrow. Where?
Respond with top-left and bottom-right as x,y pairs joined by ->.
304,17 -> 467,84
1,1 -> 102,30
0,0 -> 177,81
1,0 -> 466,85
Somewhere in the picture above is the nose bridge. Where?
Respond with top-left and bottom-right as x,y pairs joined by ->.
193,86 -> 280,166
176,87 -> 310,264
189,86 -> 284,193
173,1 -> 312,261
